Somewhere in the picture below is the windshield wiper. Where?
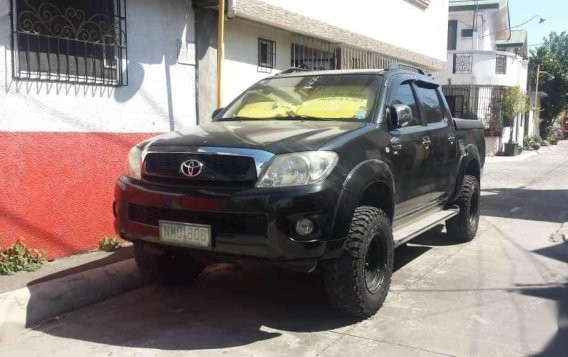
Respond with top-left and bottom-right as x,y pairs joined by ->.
279,113 -> 325,121
217,116 -> 267,121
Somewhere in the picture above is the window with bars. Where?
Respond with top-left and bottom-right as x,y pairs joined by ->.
258,38 -> 276,69
495,54 -> 507,74
11,0 -> 127,86
453,53 -> 472,74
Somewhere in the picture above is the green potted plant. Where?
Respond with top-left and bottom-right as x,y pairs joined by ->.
502,86 -> 529,156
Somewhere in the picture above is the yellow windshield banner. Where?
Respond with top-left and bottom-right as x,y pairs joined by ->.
236,86 -> 371,119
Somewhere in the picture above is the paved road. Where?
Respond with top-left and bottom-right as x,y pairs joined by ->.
3,144 -> 568,356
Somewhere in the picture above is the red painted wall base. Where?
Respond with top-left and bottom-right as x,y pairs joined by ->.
0,132 -> 157,259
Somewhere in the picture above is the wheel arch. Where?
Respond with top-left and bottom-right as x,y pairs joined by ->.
324,160 -> 395,260
451,144 -> 482,202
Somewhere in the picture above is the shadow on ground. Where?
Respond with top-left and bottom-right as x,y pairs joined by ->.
517,281 -> 568,356
28,226 -> 457,351
481,188 -> 568,223
528,243 -> 568,356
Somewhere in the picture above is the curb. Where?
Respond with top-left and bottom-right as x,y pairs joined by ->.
0,258 -> 145,340
486,145 -> 559,163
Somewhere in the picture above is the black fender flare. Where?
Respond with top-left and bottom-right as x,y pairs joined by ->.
324,160 -> 395,260
451,144 -> 482,202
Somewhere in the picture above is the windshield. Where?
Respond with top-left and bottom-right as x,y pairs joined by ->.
217,74 -> 382,122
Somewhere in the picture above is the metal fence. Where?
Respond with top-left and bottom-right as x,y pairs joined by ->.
290,34 -> 400,72
11,0 -> 128,86
441,85 -> 508,128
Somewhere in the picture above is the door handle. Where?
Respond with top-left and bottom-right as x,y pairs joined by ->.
448,133 -> 456,144
421,136 -> 431,149
390,137 -> 402,151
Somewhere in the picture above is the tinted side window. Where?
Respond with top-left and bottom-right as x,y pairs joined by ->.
415,86 -> 444,124
389,83 -> 421,127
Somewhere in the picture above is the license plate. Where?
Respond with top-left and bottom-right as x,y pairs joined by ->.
159,221 -> 211,249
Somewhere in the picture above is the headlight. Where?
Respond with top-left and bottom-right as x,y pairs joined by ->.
256,151 -> 338,188
125,144 -> 146,180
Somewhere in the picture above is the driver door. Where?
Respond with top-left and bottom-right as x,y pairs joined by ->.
387,75 -> 432,217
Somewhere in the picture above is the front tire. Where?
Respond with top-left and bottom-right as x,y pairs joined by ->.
446,175 -> 480,242
321,206 -> 394,318
133,242 -> 205,285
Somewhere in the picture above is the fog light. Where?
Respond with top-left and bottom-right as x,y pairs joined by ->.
295,218 -> 315,236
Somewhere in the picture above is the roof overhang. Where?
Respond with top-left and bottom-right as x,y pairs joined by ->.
228,0 -> 445,71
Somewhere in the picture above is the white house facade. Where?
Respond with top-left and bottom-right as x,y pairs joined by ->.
432,0 -> 531,155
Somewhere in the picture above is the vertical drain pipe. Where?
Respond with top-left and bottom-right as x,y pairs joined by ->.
216,0 -> 225,108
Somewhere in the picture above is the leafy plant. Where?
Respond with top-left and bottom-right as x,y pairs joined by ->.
99,236 -> 122,252
502,86 -> 529,143
529,32 -> 568,137
0,238 -> 46,275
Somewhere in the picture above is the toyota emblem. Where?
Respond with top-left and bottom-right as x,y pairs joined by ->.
180,159 -> 204,177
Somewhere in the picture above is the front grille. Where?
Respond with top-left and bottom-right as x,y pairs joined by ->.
143,153 -> 256,185
128,204 -> 268,236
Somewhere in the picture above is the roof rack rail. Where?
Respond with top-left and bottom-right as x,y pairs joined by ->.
387,63 -> 426,75
277,67 -> 311,75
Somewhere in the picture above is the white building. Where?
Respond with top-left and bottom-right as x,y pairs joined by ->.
432,0 -> 531,155
217,0 -> 448,110
0,0 -> 448,257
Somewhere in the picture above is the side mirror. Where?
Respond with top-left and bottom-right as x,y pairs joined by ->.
390,104 -> 414,128
211,107 -> 224,120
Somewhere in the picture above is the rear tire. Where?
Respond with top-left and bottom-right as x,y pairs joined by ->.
133,242 -> 205,285
321,206 -> 394,318
446,175 -> 480,243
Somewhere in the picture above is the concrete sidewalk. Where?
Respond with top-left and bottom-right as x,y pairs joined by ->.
0,246 -> 145,340
486,144 -> 558,163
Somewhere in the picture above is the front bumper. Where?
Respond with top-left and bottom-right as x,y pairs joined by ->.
114,176 -> 347,269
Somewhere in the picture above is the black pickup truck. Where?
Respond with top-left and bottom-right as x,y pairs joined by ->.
114,66 -> 485,318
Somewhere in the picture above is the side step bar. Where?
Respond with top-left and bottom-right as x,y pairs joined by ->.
392,207 -> 459,247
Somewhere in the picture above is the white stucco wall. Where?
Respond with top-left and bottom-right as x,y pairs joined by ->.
0,0 -> 197,133
261,0 -> 448,64
434,51 -> 528,87
222,19 -> 291,106
449,7 -> 509,53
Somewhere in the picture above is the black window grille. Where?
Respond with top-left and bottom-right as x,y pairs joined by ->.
495,54 -> 507,74
453,53 -> 472,74
10,0 -> 127,86
291,41 -> 337,71
258,38 -> 276,69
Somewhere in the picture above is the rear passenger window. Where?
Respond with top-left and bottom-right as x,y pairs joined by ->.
415,86 -> 445,124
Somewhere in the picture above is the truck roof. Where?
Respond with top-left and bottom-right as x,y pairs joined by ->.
270,68 -> 436,86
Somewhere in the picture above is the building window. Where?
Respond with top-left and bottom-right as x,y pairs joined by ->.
453,53 -> 472,74
11,0 -> 127,86
291,37 -> 337,71
496,55 -> 507,74
258,38 -> 276,69
461,29 -> 474,38
447,21 -> 458,50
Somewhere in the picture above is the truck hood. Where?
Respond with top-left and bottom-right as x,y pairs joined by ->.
147,120 -> 367,154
